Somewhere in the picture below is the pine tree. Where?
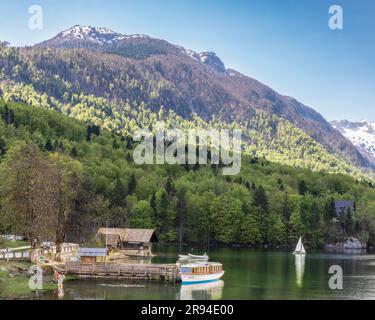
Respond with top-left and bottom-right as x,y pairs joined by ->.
345,207 -> 353,235
253,185 -> 269,213
86,126 -> 92,141
3,105 -> 14,125
298,180 -> 308,195
128,174 -> 136,194
159,191 -> 169,234
45,139 -> 53,152
126,136 -> 132,149
113,178 -> 127,207
165,177 -> 175,195
176,189 -> 187,245
150,193 -> 158,224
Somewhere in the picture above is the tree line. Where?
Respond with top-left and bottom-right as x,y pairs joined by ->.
1,101 -> 375,249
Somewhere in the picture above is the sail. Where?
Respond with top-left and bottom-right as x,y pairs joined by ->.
294,237 -> 306,254
294,237 -> 302,253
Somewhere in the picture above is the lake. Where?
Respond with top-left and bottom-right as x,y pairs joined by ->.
39,245 -> 375,300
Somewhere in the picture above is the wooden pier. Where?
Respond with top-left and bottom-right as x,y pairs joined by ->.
65,262 -> 178,282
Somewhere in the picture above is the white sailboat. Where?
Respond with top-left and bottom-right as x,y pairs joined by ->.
293,236 -> 306,255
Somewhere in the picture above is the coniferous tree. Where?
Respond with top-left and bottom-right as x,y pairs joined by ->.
86,126 -> 92,141
159,190 -> 169,235
113,178 -> 127,207
165,177 -> 175,195
298,180 -> 308,195
176,189 -> 187,245
245,181 -> 251,190
3,105 -> 14,125
45,139 -> 53,152
126,136 -> 132,149
150,193 -> 158,225
253,185 -> 269,213
128,174 -> 136,195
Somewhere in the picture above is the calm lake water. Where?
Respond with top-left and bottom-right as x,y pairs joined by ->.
39,245 -> 375,300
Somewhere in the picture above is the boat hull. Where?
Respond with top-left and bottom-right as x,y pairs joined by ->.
181,271 -> 225,284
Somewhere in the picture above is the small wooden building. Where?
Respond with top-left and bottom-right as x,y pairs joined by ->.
97,228 -> 158,256
334,200 -> 356,217
77,247 -> 107,264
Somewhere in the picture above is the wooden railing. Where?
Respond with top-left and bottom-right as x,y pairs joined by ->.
0,246 -> 31,261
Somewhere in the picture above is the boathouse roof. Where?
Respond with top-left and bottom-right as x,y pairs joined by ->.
77,247 -> 107,257
97,228 -> 158,243
105,234 -> 121,246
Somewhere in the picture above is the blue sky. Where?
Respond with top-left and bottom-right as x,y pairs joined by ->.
1,0 -> 374,121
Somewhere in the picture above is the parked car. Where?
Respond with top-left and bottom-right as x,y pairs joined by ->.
41,241 -> 55,250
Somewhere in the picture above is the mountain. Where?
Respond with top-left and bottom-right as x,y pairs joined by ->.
331,120 -> 375,166
36,25 -> 149,48
0,25 -> 372,176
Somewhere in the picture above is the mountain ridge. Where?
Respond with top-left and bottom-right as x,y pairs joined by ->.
0,25 -> 373,175
331,119 -> 375,166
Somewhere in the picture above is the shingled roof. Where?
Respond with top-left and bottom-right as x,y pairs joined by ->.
97,228 -> 158,243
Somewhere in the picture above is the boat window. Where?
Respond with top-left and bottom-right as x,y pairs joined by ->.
181,267 -> 192,273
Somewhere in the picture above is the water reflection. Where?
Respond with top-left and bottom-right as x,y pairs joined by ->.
179,280 -> 224,300
295,254 -> 305,288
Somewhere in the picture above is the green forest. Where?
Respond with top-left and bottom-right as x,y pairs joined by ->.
1,100 -> 375,249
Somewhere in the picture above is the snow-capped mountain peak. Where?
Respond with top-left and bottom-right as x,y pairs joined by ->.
331,119 -> 375,165
44,25 -> 149,47
59,25 -> 128,44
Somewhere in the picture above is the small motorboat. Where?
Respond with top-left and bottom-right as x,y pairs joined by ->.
179,254 -> 190,260
188,253 -> 209,261
180,262 -> 224,284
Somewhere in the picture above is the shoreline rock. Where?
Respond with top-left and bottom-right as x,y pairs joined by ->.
325,237 -> 366,250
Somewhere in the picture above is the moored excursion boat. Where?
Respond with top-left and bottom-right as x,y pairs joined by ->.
180,262 -> 224,284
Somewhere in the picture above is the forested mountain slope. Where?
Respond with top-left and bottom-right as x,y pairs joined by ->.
0,25 -> 372,175
1,100 -> 375,247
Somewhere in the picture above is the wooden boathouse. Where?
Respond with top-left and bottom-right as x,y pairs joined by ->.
97,228 -> 158,257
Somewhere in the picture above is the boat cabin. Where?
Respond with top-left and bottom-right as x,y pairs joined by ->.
180,263 -> 223,275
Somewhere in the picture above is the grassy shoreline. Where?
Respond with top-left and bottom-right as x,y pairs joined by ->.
0,261 -> 57,299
